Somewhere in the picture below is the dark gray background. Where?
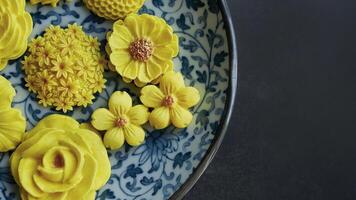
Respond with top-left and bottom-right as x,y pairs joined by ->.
186,0 -> 356,199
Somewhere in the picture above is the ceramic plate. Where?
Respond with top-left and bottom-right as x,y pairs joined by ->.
0,0 -> 237,199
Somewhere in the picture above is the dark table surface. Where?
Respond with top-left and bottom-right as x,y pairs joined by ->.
186,0 -> 356,199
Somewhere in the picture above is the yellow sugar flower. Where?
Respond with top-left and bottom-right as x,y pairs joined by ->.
28,37 -> 45,55
0,0 -> 33,70
91,91 -> 150,150
140,71 -> 200,129
36,44 -> 55,66
0,75 -> 26,152
51,56 -> 74,79
10,114 -> 111,200
67,24 -> 85,39
23,25 -> 107,112
107,14 -> 179,87
44,25 -> 64,39
84,0 -> 145,21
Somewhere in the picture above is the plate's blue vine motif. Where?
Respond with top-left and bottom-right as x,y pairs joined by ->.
0,0 -> 230,199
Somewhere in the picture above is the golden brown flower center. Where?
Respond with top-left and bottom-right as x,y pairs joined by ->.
59,63 -> 65,69
54,154 -> 64,168
162,96 -> 175,107
129,39 -> 153,62
116,118 -> 128,128
42,77 -> 48,84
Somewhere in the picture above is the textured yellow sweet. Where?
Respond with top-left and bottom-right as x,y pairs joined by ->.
29,0 -> 71,7
140,71 -> 200,129
0,75 -> 26,152
10,114 -> 111,200
84,0 -> 145,20
0,0 -> 33,71
107,14 -> 179,87
22,24 -> 107,112
91,91 -> 149,150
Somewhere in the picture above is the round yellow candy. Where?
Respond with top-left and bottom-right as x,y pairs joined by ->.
84,0 -> 145,20
22,24 -> 107,113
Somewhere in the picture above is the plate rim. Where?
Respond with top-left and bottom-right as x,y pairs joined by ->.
170,0 -> 238,199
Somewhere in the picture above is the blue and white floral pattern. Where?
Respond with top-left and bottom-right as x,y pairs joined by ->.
0,0 -> 230,199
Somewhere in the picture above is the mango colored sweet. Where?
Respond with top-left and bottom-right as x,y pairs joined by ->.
10,114 -> 111,200
0,75 -> 26,152
22,24 -> 107,112
91,91 -> 149,150
107,14 -> 179,87
140,71 -> 200,129
0,0 -> 33,70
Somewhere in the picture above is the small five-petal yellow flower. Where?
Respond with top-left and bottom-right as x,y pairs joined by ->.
91,91 -> 149,150
140,71 -> 200,129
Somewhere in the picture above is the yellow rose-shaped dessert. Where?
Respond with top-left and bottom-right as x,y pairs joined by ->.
84,0 -> 145,21
29,0 -> 71,7
91,91 -> 149,150
107,14 -> 179,87
0,0 -> 33,70
0,75 -> 26,152
10,114 -> 111,200
140,71 -> 200,129
22,24 -> 107,112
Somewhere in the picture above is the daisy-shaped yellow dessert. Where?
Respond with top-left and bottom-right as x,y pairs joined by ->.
0,75 -> 26,152
22,24 -> 107,112
91,91 -> 149,150
140,71 -> 200,129
10,114 -> 111,200
107,14 -> 179,87
0,0 -> 32,70
84,0 -> 145,20
29,0 -> 71,7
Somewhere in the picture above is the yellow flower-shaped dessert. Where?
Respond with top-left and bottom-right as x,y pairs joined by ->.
140,71 -> 200,129
29,0 -> 71,7
0,75 -> 26,152
107,14 -> 179,87
84,0 -> 145,21
23,24 -> 107,112
91,91 -> 149,150
0,0 -> 33,70
10,114 -> 111,200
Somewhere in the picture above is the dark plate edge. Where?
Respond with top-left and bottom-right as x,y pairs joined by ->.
170,0 -> 238,199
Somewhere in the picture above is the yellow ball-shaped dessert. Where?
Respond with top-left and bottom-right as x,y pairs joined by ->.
22,24 -> 107,113
84,0 -> 145,20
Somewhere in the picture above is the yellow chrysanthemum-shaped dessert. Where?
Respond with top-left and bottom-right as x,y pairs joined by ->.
0,75 -> 26,152
107,14 -> 179,87
91,91 -> 149,150
0,0 -> 32,70
140,71 -> 200,129
23,24 -> 107,112
84,0 -> 145,20
10,114 -> 111,200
